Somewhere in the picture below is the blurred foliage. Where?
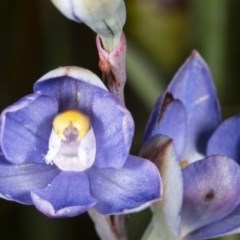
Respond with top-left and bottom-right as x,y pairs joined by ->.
126,0 -> 190,74
1,0 -> 240,239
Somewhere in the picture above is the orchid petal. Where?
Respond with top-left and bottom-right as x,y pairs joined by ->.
0,150 -> 59,204
34,76 -> 103,112
0,94 -> 58,164
180,155 -> 240,238
168,51 -> 221,161
87,155 -> 161,214
34,67 -> 107,113
31,171 -> 96,217
143,93 -> 187,158
91,92 -> 134,169
185,205 -> 240,240
144,94 -> 164,141
36,66 -> 107,90
207,115 -> 240,163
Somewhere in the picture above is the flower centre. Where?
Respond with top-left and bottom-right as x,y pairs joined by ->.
45,109 -> 96,172
53,110 -> 90,141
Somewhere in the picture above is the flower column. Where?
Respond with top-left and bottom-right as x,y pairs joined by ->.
50,1 -> 131,239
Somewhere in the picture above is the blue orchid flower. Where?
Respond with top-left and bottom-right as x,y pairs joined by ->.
140,51 -> 240,240
0,66 -> 161,218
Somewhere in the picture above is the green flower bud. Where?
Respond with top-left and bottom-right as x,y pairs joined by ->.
51,0 -> 126,52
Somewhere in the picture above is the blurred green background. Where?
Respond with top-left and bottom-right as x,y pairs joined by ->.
1,0 -> 240,239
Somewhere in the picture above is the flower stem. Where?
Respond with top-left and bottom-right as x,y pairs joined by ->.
88,209 -> 127,240
96,32 -> 127,105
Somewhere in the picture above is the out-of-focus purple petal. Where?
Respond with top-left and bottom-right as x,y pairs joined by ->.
0,151 -> 59,204
91,92 -> 134,169
180,155 -> 240,238
140,135 -> 183,238
168,51 -> 221,161
87,155 -> 161,214
31,171 -> 96,217
0,94 -> 58,164
207,115 -> 240,163
185,205 -> 240,240
143,93 -> 187,158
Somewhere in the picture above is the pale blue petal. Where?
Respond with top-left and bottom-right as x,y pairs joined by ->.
87,155 -> 161,214
144,93 -> 187,158
207,115 -> 240,163
0,151 -> 59,204
0,93 -> 58,164
91,92 -> 134,169
34,76 -> 106,113
31,171 -> 96,217
168,51 -> 221,160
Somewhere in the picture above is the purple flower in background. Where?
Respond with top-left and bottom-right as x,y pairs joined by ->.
140,51 -> 240,239
0,66 -> 161,218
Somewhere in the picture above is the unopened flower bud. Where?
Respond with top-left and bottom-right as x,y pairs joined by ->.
51,0 -> 126,52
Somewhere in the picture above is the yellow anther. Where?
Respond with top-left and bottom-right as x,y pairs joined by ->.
180,160 -> 189,169
53,109 -> 90,141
